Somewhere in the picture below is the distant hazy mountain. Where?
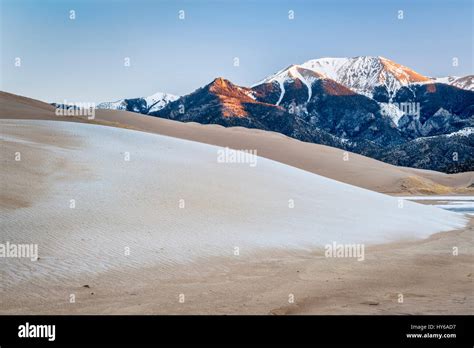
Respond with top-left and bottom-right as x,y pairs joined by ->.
97,92 -> 178,114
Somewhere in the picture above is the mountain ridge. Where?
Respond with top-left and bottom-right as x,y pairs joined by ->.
95,56 -> 474,173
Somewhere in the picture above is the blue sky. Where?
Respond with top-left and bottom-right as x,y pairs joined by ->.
1,0 -> 472,103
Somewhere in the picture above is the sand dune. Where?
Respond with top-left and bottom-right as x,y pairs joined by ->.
1,91 -> 472,195
1,120 -> 466,283
0,119 -> 471,315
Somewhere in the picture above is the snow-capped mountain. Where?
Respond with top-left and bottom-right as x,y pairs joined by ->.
252,56 -> 473,129
97,92 -> 178,113
256,56 -> 473,101
144,92 -> 179,112
96,99 -> 128,111
154,75 -> 473,173
93,56 -> 473,173
432,75 -> 474,91
258,56 -> 431,99
253,65 -> 326,105
252,64 -> 356,117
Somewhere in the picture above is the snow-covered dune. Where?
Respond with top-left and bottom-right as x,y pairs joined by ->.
0,120 -> 466,285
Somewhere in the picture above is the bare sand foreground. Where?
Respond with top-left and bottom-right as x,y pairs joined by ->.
2,222 -> 472,315
0,119 -> 472,314
1,91 -> 472,195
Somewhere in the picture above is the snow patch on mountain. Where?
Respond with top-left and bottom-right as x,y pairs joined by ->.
446,127 -> 474,137
432,75 -> 474,91
301,57 -> 348,80
290,67 -> 313,102
97,92 -> 178,113
96,100 -> 127,110
253,65 -> 325,105
414,127 -> 474,142
145,92 -> 179,112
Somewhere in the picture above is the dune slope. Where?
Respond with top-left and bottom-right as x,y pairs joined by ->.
0,120 -> 467,289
